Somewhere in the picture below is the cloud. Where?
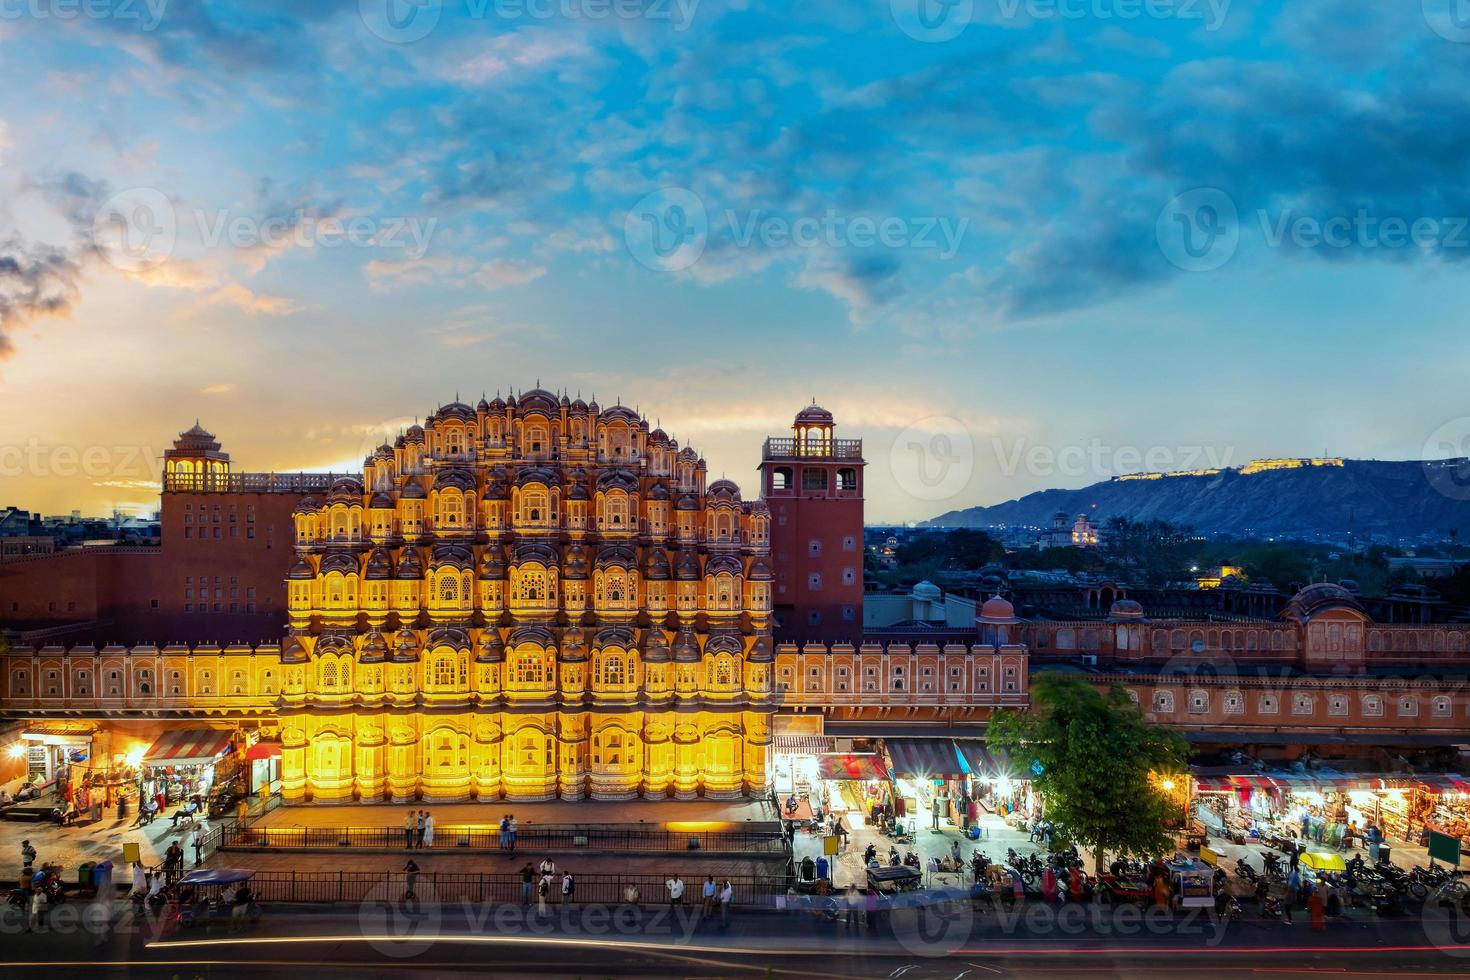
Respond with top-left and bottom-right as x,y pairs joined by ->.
364,254 -> 470,293
474,258 -> 547,291
0,237 -> 84,354
191,283 -> 298,316
200,383 -> 234,394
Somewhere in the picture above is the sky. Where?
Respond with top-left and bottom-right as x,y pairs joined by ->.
3,0 -> 1470,524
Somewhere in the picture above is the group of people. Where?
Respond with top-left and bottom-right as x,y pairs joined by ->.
497,813 -> 519,850
666,873 -> 735,927
515,858 -> 576,913
403,810 -> 437,848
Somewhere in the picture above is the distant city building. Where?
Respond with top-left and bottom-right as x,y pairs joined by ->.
1038,511 -> 1100,549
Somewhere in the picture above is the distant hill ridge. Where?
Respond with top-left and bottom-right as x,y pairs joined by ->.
927,457 -> 1470,539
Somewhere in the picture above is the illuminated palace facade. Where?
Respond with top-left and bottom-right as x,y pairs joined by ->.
276,392 -> 776,802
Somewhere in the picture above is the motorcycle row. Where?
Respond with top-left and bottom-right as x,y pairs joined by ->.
1234,850 -> 1466,916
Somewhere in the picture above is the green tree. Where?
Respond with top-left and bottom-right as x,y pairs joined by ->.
988,673 -> 1187,873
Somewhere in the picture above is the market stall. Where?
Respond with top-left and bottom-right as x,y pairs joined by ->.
771,734 -> 887,820
16,724 -> 95,795
1411,773 -> 1470,850
954,740 -> 1033,820
882,738 -> 968,832
140,728 -> 238,808
1189,773 -> 1278,842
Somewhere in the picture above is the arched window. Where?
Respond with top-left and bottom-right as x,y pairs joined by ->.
434,655 -> 457,688
602,655 -> 626,687
439,576 -> 459,604
715,656 -> 733,687
321,660 -> 338,689
515,654 -> 545,686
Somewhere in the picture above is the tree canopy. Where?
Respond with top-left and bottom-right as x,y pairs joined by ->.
988,673 -> 1188,871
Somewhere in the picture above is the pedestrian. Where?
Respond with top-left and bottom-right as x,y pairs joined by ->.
1254,875 -> 1270,915
845,883 -> 862,931
967,797 -> 980,835
539,857 -> 556,877
1152,871 -> 1169,909
932,794 -> 944,831
164,841 -> 184,877
498,814 -> 509,850
1308,881 -> 1325,932
1284,867 -> 1301,924
231,881 -> 254,932
834,814 -> 849,852
561,870 -> 574,906
718,879 -> 733,929
21,839 -> 36,873
865,883 -> 880,931
1288,844 -> 1300,872
415,809 -> 426,848
1366,824 -> 1383,864
28,886 -> 46,933
403,858 -> 420,902
190,827 -> 204,867
960,794 -> 972,832
423,811 -> 435,848
666,873 -> 684,912
404,811 -> 415,849
1042,865 -> 1057,906
537,873 -> 550,915
520,862 -> 535,906
623,883 -> 640,906
702,875 -> 717,919
508,814 -> 518,851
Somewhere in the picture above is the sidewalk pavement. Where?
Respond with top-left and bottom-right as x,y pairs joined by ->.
249,797 -> 777,830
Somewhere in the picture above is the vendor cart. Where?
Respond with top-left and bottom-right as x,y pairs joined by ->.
1096,874 -> 1152,905
1167,858 -> 1214,910
866,866 -> 923,896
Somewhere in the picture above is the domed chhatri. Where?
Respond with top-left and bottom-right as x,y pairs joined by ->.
280,388 -> 774,804
1282,582 -> 1366,622
978,594 -> 1020,625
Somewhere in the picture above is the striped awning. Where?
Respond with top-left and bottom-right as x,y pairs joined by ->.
953,741 -> 1018,779
21,725 -> 94,741
1415,773 -> 1470,794
1192,774 -> 1276,793
815,753 -> 888,781
143,729 -> 234,767
884,738 -> 965,779
773,734 -> 836,753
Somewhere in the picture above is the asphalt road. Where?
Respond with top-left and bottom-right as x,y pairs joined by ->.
5,899 -> 1470,978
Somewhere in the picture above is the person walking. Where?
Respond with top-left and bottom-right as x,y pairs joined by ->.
1042,865 -> 1058,907
21,839 -> 36,874
701,875 -> 717,919
845,883 -> 862,931
537,872 -> 550,915
498,814 -> 509,851
507,814 -> 518,852
561,870 -> 574,907
1366,824 -> 1383,864
666,873 -> 684,912
1308,881 -> 1326,932
415,810 -> 426,849
718,879 -> 733,929
404,811 -> 415,849
26,887 -> 45,933
865,884 -> 880,932
1284,867 -> 1301,924
190,827 -> 204,867
422,811 -> 435,848
402,859 -> 420,902
520,862 -> 535,907
539,857 -> 556,878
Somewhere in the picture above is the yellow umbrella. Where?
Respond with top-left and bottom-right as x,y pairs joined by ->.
1299,851 -> 1346,872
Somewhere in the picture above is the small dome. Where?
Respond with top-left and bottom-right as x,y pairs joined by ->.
1108,599 -> 1145,620
476,630 -> 505,663
360,630 -> 388,663
673,627 -> 701,662
912,580 -> 942,602
707,478 -> 741,500
288,558 -> 315,580
480,547 -> 507,579
675,549 -> 701,581
977,594 -> 1020,625
795,402 -> 834,426
396,549 -> 423,579
292,496 -> 318,515
1283,582 -> 1365,622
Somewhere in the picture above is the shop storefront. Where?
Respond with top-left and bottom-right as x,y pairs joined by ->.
17,725 -> 95,792
882,738 -> 968,832
954,740 -> 1034,821
140,728 -> 238,808
771,734 -> 888,819
1191,773 -> 1279,840
1413,774 -> 1470,849
245,740 -> 282,800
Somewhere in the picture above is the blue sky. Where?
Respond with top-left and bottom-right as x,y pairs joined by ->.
2,0 -> 1470,523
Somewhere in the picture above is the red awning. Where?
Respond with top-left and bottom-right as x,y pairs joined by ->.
1193,774 -> 1276,793
143,728 -> 234,767
1416,773 -> 1470,794
815,753 -> 888,781
244,742 -> 282,762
